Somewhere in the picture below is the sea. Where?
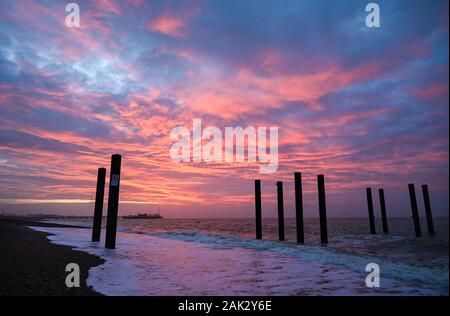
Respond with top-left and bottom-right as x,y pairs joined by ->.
30,217 -> 449,296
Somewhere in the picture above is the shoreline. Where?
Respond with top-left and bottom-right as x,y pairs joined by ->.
0,217 -> 104,296
0,216 -> 91,228
1,216 -> 448,296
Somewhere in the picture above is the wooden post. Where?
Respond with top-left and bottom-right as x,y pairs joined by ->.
421,185 -> 435,235
317,175 -> 328,244
378,188 -> 388,234
408,183 -> 421,237
276,181 -> 285,241
92,167 -> 106,242
366,188 -> 376,234
105,154 -> 122,249
255,180 -> 262,240
294,172 -> 304,244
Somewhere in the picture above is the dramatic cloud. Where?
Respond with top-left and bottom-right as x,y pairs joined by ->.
0,0 -> 448,217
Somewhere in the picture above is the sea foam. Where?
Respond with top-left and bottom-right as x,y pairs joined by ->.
29,226 -> 447,296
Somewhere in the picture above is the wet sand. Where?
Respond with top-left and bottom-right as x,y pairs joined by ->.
0,217 -> 104,296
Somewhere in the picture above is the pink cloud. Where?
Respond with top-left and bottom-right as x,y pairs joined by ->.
147,14 -> 187,38
94,0 -> 122,15
412,82 -> 449,101
174,60 -> 385,119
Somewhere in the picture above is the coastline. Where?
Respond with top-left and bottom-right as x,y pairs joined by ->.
1,216 -> 448,296
0,217 -> 104,296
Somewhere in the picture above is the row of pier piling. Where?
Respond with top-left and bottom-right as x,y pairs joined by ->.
365,184 -> 434,237
254,173 -> 436,244
89,155 -> 436,249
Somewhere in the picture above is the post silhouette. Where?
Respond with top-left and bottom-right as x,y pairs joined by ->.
317,175 -> 328,244
294,172 -> 304,244
366,188 -> 376,234
255,180 -> 262,240
92,167 -> 106,242
276,181 -> 285,241
421,185 -> 435,235
378,188 -> 388,234
105,154 -> 122,249
408,183 -> 421,237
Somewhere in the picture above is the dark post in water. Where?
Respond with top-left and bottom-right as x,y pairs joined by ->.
317,175 -> 328,244
255,180 -> 262,240
408,183 -> 421,237
105,154 -> 122,249
421,185 -> 435,235
366,188 -> 376,234
92,167 -> 106,242
378,188 -> 389,234
294,172 -> 304,244
276,181 -> 285,241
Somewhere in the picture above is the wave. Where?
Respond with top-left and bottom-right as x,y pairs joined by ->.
145,230 -> 448,288
35,219 -> 448,290
29,226 -> 448,295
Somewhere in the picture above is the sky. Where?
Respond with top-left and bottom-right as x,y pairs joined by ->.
0,0 -> 448,218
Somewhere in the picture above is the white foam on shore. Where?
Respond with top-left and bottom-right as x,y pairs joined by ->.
148,231 -> 449,288
29,226 -> 447,296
